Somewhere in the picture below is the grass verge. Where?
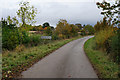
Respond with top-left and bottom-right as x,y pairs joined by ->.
2,35 -> 83,78
84,37 -> 119,78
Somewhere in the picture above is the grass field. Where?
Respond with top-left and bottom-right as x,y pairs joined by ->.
2,35 -> 82,78
84,37 -> 119,78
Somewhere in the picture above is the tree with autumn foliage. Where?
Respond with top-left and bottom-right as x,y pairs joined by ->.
55,19 -> 79,39
69,24 -> 79,37
44,26 -> 52,36
75,23 -> 83,31
94,17 -> 113,33
96,0 -> 120,63
84,25 -> 95,35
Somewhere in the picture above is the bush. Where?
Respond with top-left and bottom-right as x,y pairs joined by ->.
29,34 -> 42,46
21,31 -> 30,44
2,20 -> 30,50
52,34 -> 59,40
80,30 -> 86,36
2,27 -> 30,50
109,31 -> 120,62
95,27 -> 114,49
15,45 -> 25,52
84,25 -> 95,35
2,27 -> 20,50
44,27 -> 52,36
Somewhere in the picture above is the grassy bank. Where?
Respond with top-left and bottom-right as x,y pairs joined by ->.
84,37 -> 119,78
2,35 -> 82,78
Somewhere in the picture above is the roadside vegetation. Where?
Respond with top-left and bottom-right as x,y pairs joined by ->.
0,26 -> 1,79
2,36 -> 82,78
84,0 -> 120,78
84,38 -> 119,78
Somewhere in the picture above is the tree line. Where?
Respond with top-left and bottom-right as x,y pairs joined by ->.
1,1 -> 95,50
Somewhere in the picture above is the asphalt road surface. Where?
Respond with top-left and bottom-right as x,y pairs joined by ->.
21,36 -> 98,78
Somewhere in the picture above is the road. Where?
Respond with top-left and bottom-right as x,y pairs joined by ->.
21,36 -> 98,78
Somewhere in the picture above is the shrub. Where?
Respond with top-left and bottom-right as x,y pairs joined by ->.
95,27 -> 114,49
44,27 -> 52,36
15,45 -> 25,52
21,31 -> 30,44
55,19 -> 79,39
2,27 -> 20,50
2,20 -> 30,50
80,29 -> 86,36
109,31 -> 120,62
29,34 -> 42,46
84,25 -> 95,35
52,34 -> 59,40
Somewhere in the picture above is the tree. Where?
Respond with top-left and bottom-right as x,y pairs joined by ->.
17,1 -> 37,27
96,0 -> 120,63
12,16 -> 19,25
75,23 -> 83,31
7,16 -> 13,25
44,27 -> 52,36
6,16 -> 19,28
96,0 -> 120,25
43,22 -> 50,28
56,19 -> 68,35
69,24 -> 79,37
84,25 -> 95,35
56,19 -> 79,38
94,17 -> 112,33
50,26 -> 54,30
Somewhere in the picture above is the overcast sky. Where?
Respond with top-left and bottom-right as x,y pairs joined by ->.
1,0 -> 114,27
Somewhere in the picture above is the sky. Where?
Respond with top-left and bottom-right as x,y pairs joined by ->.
0,0 -> 115,27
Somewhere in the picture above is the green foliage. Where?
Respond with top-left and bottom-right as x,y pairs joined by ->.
109,32 -> 120,62
52,34 -> 59,40
21,31 -> 30,44
95,27 -> 114,49
2,19 -> 20,50
2,27 -> 30,50
44,26 -> 52,36
17,1 -> 37,27
80,29 -> 86,36
84,25 -> 95,35
29,25 -> 43,31
96,1 -> 120,25
2,36 -> 82,78
7,16 -> 19,26
84,38 -> 119,78
2,19 -> 30,50
7,16 -> 13,25
95,0 -> 120,66
69,24 -> 79,37
55,19 -> 79,39
94,17 -> 112,33
43,22 -> 50,28
29,34 -> 42,46
2,27 -> 19,50
75,23 -> 83,31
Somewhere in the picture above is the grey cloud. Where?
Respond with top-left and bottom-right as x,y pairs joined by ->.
1,0 -> 103,27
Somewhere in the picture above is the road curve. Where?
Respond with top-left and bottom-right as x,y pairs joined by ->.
21,36 -> 98,78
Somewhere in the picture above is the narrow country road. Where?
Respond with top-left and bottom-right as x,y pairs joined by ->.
21,36 -> 98,78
